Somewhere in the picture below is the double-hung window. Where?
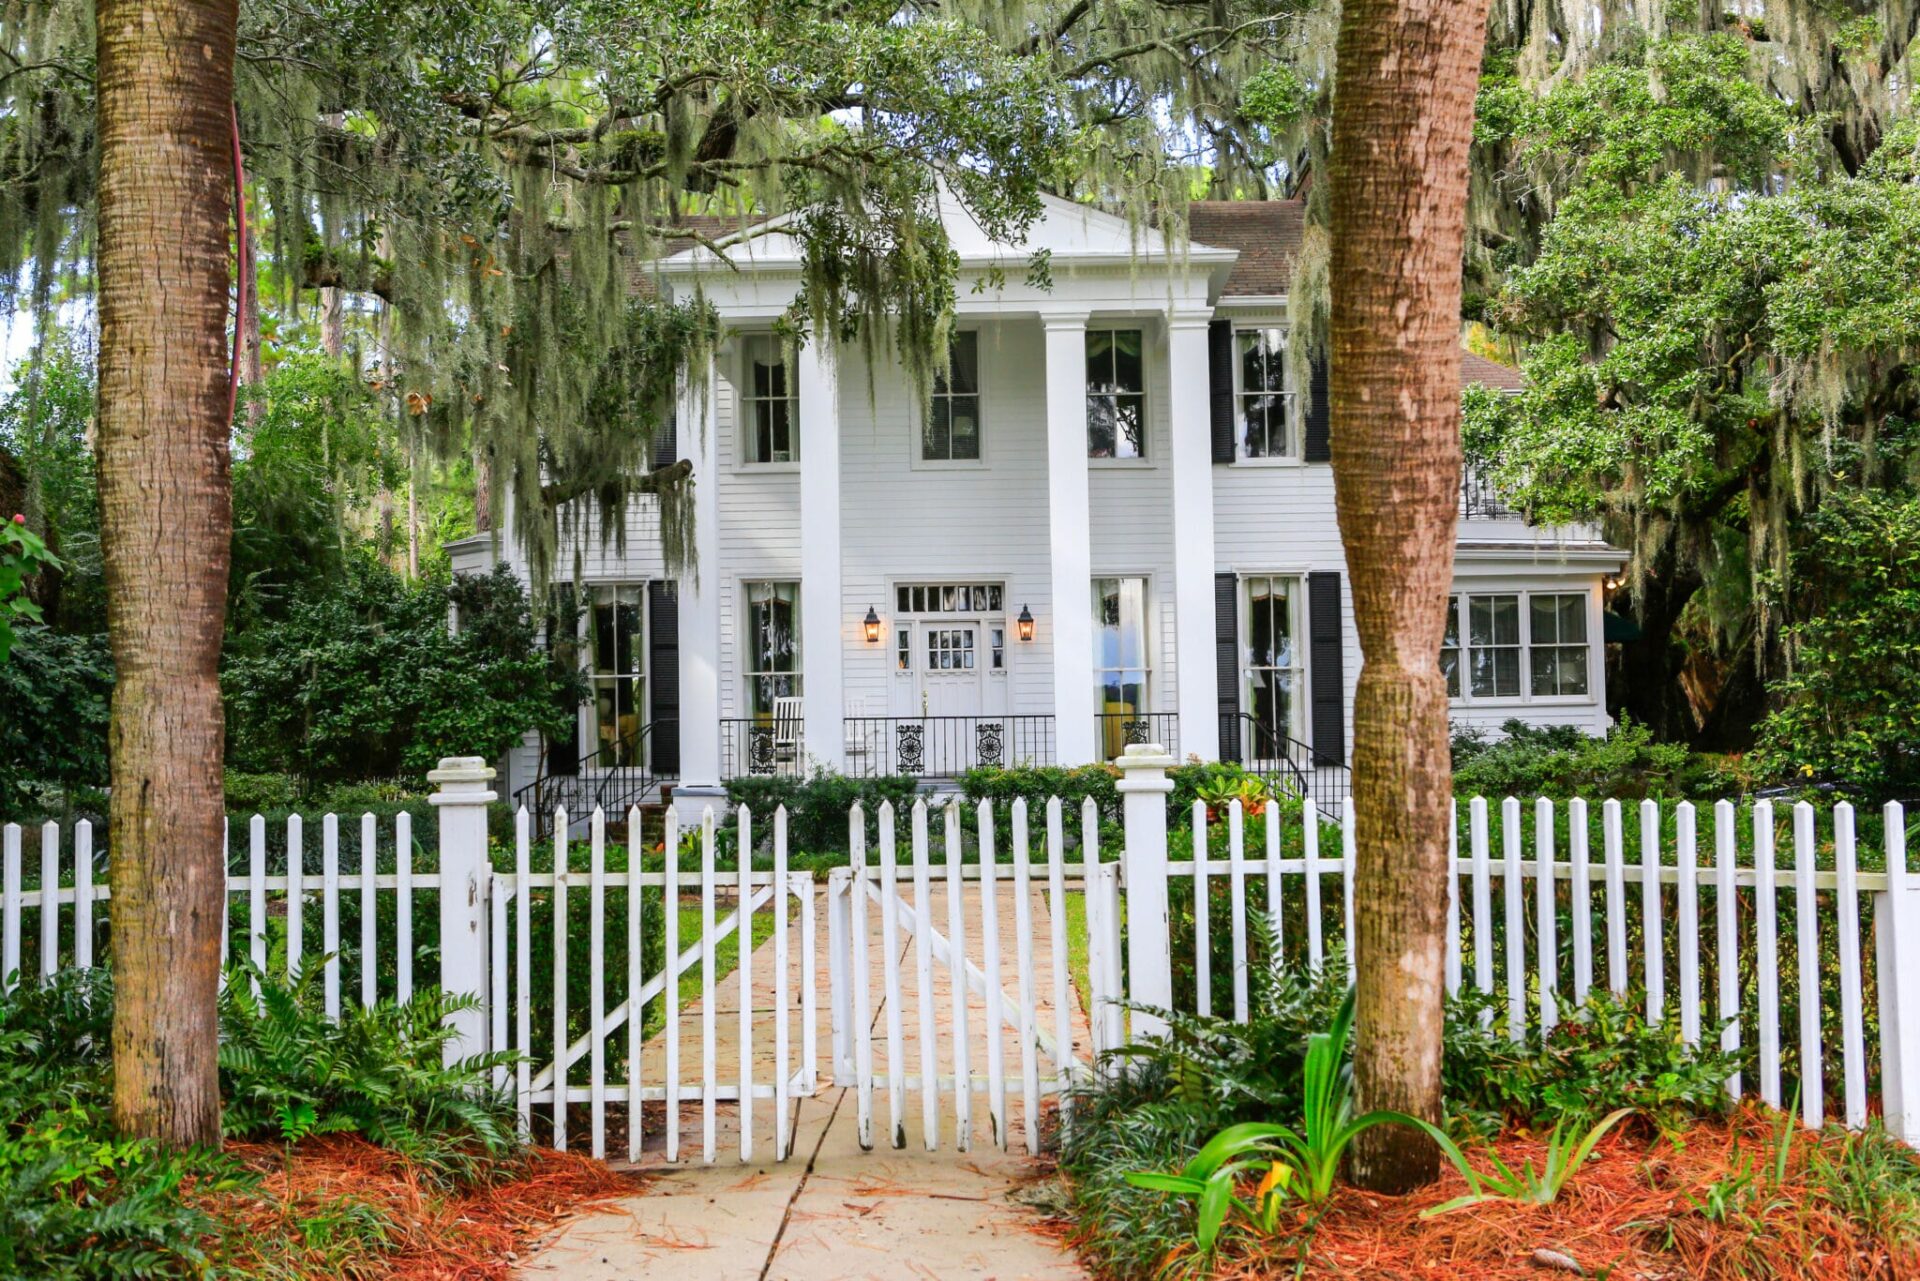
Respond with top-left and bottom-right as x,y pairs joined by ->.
1092,577 -> 1150,717
1086,329 -> 1146,459
588,585 -> 646,765
1242,576 -> 1305,749
923,332 -> 981,461
1529,594 -> 1590,696
745,581 -> 802,717
1236,328 -> 1294,458
1442,591 -> 1591,701
742,336 -> 797,464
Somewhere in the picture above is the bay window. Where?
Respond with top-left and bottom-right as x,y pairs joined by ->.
1529,593 -> 1590,696
1442,590 -> 1592,702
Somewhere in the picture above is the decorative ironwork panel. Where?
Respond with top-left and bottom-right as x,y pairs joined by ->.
1121,718 -> 1151,746
976,721 -> 1005,766
749,726 -> 777,775
896,723 -> 926,775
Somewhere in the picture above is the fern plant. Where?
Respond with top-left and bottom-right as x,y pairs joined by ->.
218,960 -> 522,1186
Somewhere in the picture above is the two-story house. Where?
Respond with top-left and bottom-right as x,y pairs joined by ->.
449,193 -> 1626,822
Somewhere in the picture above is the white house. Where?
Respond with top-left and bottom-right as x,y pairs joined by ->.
449,193 -> 1626,821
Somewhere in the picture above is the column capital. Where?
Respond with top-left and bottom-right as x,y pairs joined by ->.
1039,311 -> 1089,333
1165,309 -> 1215,332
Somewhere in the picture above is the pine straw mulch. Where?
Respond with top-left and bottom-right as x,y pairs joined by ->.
202,1135 -> 639,1280
1102,1105 -> 1920,1281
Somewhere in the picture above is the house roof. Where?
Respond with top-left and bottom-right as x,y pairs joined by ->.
1186,200 -> 1306,297
1461,352 -> 1524,391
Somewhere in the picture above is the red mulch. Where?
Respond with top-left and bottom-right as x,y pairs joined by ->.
1115,1106 -> 1920,1281
205,1135 -> 639,1280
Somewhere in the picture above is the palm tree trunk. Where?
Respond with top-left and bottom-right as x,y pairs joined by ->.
1328,0 -> 1492,1193
96,0 -> 240,1147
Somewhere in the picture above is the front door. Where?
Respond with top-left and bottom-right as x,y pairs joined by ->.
918,623 -> 984,719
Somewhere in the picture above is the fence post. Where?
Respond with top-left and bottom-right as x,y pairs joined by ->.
1876,803 -> 1920,1142
1115,742 -> 1176,1040
430,756 -> 496,1064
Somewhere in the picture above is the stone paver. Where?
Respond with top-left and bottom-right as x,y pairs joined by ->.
517,879 -> 1090,1281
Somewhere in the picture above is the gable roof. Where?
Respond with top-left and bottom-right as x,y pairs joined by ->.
1187,200 -> 1306,297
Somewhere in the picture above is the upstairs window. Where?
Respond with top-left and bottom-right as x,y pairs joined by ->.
1086,329 -> 1146,459
742,335 -> 797,464
1236,328 -> 1294,459
923,332 -> 981,461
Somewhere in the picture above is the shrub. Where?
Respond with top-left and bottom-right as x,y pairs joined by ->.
223,555 -> 581,784
0,625 -> 112,820
0,970 -> 235,1281
218,963 -> 521,1187
1451,716 -> 1699,799
1443,986 -> 1737,1136
723,772 -> 921,855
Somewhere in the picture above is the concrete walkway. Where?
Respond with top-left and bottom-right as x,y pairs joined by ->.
516,881 -> 1091,1281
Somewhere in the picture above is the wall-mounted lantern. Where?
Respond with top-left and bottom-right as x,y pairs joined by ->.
1016,604 -> 1035,642
864,605 -> 882,644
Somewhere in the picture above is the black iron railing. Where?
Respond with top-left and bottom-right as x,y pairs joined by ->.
844,715 -> 1056,778
512,719 -> 676,835
1220,712 -> 1350,813
720,716 -> 803,779
1460,459 -> 1518,519
1094,711 -> 1179,760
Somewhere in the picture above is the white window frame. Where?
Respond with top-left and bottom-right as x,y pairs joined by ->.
1239,573 -> 1308,748
1085,327 -> 1150,465
1232,326 -> 1300,464
912,330 -> 987,470
1092,573 -> 1154,720
581,582 -> 650,765
742,579 -> 803,718
1443,588 -> 1597,706
888,581 -> 1011,681
738,335 -> 800,469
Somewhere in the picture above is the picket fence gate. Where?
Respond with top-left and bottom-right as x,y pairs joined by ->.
7,746 -> 1920,1167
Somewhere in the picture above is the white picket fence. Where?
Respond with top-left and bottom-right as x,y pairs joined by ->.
6,745 -> 1920,1168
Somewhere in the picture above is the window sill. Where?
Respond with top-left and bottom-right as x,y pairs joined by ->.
1230,456 -> 1306,468
1448,694 -> 1597,708
1089,457 -> 1157,470
908,456 -> 990,473
735,461 -> 801,475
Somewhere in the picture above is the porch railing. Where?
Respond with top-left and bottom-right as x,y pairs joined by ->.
1095,711 -> 1178,760
1460,458 -> 1518,519
724,714 -> 1060,780
512,719 -> 676,835
1220,712 -> 1350,812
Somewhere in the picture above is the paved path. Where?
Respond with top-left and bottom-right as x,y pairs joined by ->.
516,881 -> 1091,1281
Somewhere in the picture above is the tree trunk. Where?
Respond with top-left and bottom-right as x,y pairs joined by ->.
96,0 -> 239,1147
1328,0 -> 1491,1193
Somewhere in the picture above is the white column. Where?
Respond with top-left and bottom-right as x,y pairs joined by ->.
1166,315 -> 1221,761
1043,315 -> 1096,765
675,355 -> 724,820
798,334 -> 845,771
429,756 -> 495,1063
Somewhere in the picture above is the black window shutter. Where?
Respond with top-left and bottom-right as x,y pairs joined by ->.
648,580 -> 681,774
1208,321 -> 1235,464
1302,352 -> 1331,463
1307,572 -> 1345,766
652,409 -> 678,470
1214,572 -> 1241,762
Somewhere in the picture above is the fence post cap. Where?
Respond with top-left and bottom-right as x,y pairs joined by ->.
1113,742 -> 1177,790
427,756 -> 497,803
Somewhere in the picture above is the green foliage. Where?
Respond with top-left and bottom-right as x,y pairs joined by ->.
0,624 -> 112,819
217,962 -> 520,1187
723,772 -> 923,856
224,556 -> 579,783
1417,1107 -> 1636,1217
1109,923 -> 1348,1125
0,513 -> 57,663
1754,491 -> 1920,800
1443,987 -> 1737,1137
0,970 -> 237,1281
0,339 -> 102,632
1449,716 -> 1705,799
